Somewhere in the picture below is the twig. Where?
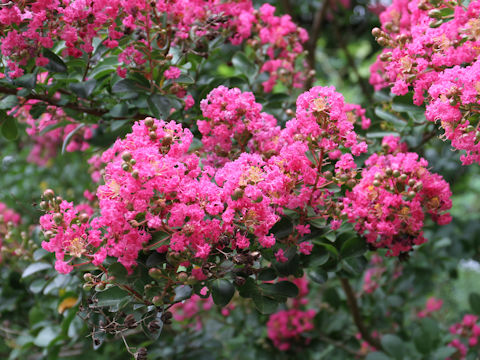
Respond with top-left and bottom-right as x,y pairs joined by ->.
340,277 -> 382,350
0,85 -> 146,120
305,0 -> 330,90
318,332 -> 364,357
330,17 -> 373,102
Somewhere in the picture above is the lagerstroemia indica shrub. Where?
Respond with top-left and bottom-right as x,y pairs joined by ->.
1,0 -> 480,359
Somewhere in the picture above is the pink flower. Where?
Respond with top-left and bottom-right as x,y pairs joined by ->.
164,66 -> 181,80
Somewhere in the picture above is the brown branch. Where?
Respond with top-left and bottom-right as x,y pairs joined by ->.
0,85 -> 146,120
305,0 -> 330,90
340,278 -> 382,350
318,332 -> 364,357
330,16 -> 373,102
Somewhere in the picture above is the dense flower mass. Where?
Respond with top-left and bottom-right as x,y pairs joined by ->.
39,85 -> 372,273
370,0 -> 480,164
343,150 -> 452,256
0,0 -> 307,92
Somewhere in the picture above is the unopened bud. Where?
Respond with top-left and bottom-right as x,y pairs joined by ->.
43,189 -> 55,200
231,188 -> 244,201
53,213 -> 63,225
376,37 -> 389,47
372,27 -> 382,38
121,151 -> 132,162
144,117 -> 154,127
149,268 -> 163,280
393,170 -> 401,178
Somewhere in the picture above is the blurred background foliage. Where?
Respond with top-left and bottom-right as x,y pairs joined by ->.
1,0 -> 480,359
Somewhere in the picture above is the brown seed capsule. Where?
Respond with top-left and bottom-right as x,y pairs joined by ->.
135,347 -> 148,360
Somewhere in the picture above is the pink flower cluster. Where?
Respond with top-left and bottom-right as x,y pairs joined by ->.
343,149 -> 452,256
362,255 -> 385,294
267,276 -> 315,351
0,202 -> 21,262
370,0 -> 480,164
14,101 -> 95,166
40,85 -> 370,274
417,297 -> 443,318
0,1 -> 307,92
266,308 -> 316,351
448,314 -> 480,359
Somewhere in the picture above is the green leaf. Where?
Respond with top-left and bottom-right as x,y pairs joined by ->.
176,74 -> 195,84
232,52 -> 256,81
61,124 -> 85,154
381,335 -> 404,360
258,268 -> 277,281
22,262 -> 52,278
366,352 -> 391,360
260,281 -> 299,298
432,347 -> 456,359
107,263 -> 128,284
375,107 -> 404,126
94,287 -> 130,309
174,285 -> 192,302
14,73 -> 37,88
252,295 -> 278,314
30,103 -> 48,119
340,237 -> 366,259
112,79 -> 141,93
34,326 -> 59,347
107,103 -> 129,118
309,269 -> 328,284
0,95 -> 18,109
69,79 -> 97,98
147,94 -> 171,119
211,279 -> 235,307
238,277 -> 258,298
1,115 -> 18,140
469,292 -> 480,315
43,48 -> 68,73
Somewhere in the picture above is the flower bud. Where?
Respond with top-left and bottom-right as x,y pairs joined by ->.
231,188 -> 244,200
149,268 -> 163,280
144,117 -> 154,127
43,189 -> 55,200
95,283 -> 106,291
132,169 -> 139,179
373,180 -> 381,187
121,151 -> 132,162
152,296 -> 163,306
385,168 -> 393,176
399,174 -> 408,181
377,37 -> 389,47
84,273 -> 93,281
372,27 -> 382,38
53,213 -> 63,225
393,170 -> 401,178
